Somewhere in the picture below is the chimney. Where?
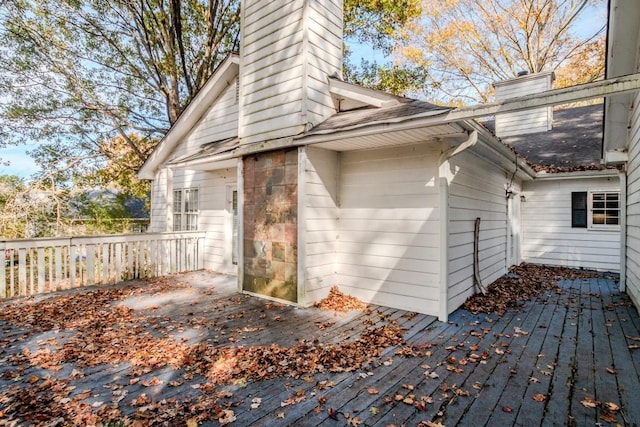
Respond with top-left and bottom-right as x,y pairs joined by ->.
493,71 -> 555,137
238,0 -> 343,145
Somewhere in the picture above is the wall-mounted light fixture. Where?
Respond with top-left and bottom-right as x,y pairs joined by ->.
520,194 -> 527,202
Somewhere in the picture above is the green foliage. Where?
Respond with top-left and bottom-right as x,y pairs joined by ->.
0,0 -> 241,171
344,0 -> 422,53
344,57 -> 429,97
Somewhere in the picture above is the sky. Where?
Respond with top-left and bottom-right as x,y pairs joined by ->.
0,2 -> 608,180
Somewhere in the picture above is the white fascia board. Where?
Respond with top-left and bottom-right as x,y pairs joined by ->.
534,169 -> 620,181
329,78 -> 400,108
138,54 -> 240,180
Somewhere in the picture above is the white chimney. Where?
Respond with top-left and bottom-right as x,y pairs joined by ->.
238,0 -> 343,145
493,71 -> 555,137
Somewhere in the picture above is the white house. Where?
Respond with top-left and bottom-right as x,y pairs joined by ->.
602,0 -> 640,310
138,0 -> 635,320
483,99 -> 621,273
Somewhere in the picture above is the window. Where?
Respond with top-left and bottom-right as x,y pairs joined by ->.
590,191 -> 619,227
571,192 -> 588,228
571,191 -> 620,229
173,188 -> 199,231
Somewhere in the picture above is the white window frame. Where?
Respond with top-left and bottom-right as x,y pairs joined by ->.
173,187 -> 199,231
588,190 -> 620,230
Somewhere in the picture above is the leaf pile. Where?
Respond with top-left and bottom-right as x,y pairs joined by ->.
315,286 -> 368,312
463,263 -> 602,315
0,277 -> 407,425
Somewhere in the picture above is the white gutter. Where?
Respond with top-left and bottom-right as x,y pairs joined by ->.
533,168 -> 620,180
437,130 -> 478,322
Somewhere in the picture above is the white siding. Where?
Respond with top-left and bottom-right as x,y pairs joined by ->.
494,72 -> 553,137
168,81 -> 239,162
336,144 -> 441,315
521,177 -> 621,272
447,151 -> 512,313
149,168 -> 169,232
238,0 -> 341,144
626,90 -> 640,307
303,147 -> 339,303
172,168 -> 238,275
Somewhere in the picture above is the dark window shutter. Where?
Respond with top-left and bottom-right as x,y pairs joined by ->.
572,192 -> 587,228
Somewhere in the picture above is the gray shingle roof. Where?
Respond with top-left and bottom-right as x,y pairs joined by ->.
482,104 -> 605,172
307,98 -> 451,135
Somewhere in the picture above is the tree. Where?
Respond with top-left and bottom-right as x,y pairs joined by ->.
0,0 -> 241,168
0,0 -> 423,178
399,0 -> 606,104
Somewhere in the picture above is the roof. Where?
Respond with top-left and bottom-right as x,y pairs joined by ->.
483,104 -> 606,173
307,97 -> 451,136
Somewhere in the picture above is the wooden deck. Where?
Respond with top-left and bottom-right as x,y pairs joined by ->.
0,271 -> 639,426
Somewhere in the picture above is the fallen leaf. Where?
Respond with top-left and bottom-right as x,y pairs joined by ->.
368,388 -> 379,395
580,397 -> 598,408
605,402 -> 620,412
141,377 -> 163,387
600,412 -> 616,423
251,397 -> 262,409
277,412 -> 285,419
502,406 -> 513,413
533,394 -> 546,402
186,418 -> 198,427
347,417 -> 363,426
606,367 -> 616,375
369,406 -> 379,415
218,409 -> 236,425
327,408 -> 339,420
528,377 -> 540,383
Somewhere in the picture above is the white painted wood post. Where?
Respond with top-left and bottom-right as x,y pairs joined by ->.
0,242 -> 5,298
86,245 -> 95,286
37,247 -> 45,294
54,247 -> 62,291
69,245 -> 76,288
114,243 -> 121,282
18,248 -> 27,296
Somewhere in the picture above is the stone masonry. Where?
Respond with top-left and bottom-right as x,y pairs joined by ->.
242,149 -> 298,302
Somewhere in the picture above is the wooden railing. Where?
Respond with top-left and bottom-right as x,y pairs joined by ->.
1,231 -> 206,298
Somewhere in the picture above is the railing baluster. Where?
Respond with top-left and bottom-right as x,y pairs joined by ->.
18,249 -> 27,296
54,247 -> 62,292
69,245 -> 77,288
86,245 -> 95,286
2,232 -> 206,298
37,247 -> 45,294
102,243 -> 109,285
0,243 -> 5,299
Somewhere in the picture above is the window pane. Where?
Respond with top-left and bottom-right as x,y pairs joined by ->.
186,213 -> 198,230
185,188 -> 199,212
173,190 -> 182,213
173,214 -> 182,231
590,191 -> 620,227
572,192 -> 588,228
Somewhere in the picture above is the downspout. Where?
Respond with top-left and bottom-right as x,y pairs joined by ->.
620,167 -> 627,291
438,130 -> 478,322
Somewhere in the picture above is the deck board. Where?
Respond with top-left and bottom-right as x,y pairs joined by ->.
0,270 -> 639,426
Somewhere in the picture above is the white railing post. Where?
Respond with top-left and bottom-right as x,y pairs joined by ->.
0,241 -> 5,299
37,247 -> 45,294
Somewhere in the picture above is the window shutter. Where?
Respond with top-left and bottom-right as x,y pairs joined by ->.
571,192 -> 587,228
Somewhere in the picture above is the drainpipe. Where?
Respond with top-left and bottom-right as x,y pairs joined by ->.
619,168 -> 627,291
438,130 -> 478,322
